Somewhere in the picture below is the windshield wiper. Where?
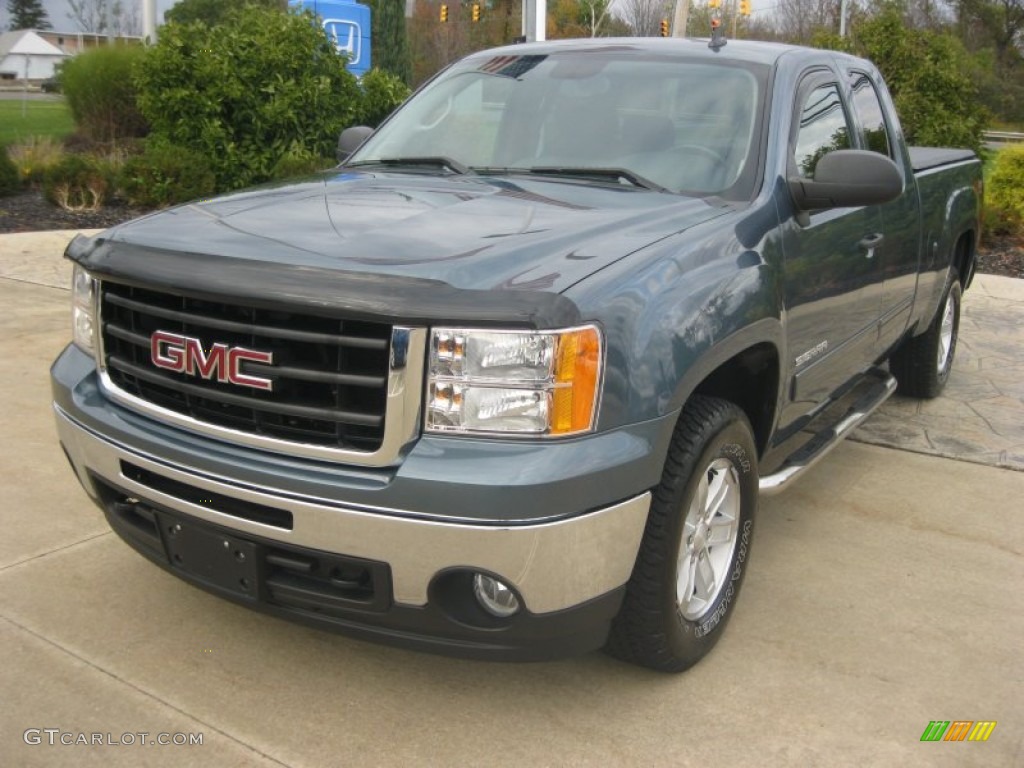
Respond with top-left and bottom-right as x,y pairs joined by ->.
346,156 -> 470,175
528,166 -> 669,192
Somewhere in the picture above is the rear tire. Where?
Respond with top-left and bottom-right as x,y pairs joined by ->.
890,270 -> 961,399
606,396 -> 757,672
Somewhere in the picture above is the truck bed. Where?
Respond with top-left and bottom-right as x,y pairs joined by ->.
908,147 -> 978,173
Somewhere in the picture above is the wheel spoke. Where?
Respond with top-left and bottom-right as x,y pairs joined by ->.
706,515 -> 735,546
705,469 -> 730,518
677,551 -> 697,606
694,471 -> 710,520
694,549 -> 716,601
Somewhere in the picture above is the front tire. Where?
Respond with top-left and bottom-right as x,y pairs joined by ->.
890,270 -> 961,398
606,396 -> 757,672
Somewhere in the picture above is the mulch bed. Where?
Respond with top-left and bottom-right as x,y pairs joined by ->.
2,188 -> 1023,279
977,233 -> 1024,279
0,189 -> 148,233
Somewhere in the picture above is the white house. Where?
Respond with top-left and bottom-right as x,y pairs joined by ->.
0,30 -> 69,83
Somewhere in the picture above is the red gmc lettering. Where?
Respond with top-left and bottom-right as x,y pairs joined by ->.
186,339 -> 228,380
150,332 -> 273,391
151,331 -> 186,371
228,348 -> 275,390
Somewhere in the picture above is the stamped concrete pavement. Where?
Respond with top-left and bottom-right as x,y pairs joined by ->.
854,275 -> 1024,470
0,231 -> 1021,767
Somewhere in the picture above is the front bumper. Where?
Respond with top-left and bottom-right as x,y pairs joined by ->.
53,345 -> 666,660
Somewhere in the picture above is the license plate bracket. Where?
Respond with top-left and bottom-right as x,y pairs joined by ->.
157,512 -> 259,600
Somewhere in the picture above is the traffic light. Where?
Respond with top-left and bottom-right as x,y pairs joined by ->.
659,18 -> 669,36
472,3 -> 480,21
739,0 -> 751,15
440,3 -> 448,22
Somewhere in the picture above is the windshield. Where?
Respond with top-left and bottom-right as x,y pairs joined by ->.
350,51 -> 768,198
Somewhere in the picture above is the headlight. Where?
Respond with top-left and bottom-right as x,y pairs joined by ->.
71,265 -> 96,354
426,326 -> 602,436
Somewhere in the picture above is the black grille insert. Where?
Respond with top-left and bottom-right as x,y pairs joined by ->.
122,461 -> 294,530
101,282 -> 392,451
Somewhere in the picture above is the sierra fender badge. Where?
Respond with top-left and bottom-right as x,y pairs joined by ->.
795,341 -> 828,368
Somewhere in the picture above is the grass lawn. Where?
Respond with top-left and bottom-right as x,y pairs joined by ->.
0,99 -> 75,145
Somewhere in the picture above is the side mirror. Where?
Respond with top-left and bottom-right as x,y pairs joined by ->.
788,149 -> 903,211
337,126 -> 374,163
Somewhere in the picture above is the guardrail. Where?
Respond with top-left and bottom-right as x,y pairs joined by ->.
983,130 -> 1024,145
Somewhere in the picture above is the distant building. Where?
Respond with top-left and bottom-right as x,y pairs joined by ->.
0,30 -> 68,82
35,30 -> 143,56
0,29 -> 143,85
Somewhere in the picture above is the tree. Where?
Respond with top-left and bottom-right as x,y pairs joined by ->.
815,5 -> 987,150
7,0 -> 51,29
164,0 -> 287,27
618,0 -> 668,36
773,0 -> 844,43
66,0 -> 140,35
958,0 -> 1024,67
547,0 -> 619,37
367,0 -> 412,85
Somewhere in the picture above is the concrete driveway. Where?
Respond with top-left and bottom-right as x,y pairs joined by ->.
1,232 -> 1022,767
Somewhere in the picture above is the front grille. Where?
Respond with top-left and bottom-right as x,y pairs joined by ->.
100,281 -> 392,452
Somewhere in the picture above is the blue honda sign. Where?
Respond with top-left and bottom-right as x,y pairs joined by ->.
290,0 -> 372,77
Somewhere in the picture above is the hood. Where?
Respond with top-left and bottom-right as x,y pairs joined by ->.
105,170 -> 729,294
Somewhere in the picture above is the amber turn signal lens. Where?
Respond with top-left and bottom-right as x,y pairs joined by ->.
551,327 -> 601,435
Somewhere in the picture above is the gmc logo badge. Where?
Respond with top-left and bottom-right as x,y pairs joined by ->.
150,331 -> 274,391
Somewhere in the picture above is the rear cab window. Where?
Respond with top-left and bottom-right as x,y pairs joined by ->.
792,81 -> 852,179
847,72 -> 892,158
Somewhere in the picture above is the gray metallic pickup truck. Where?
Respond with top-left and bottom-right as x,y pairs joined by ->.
51,38 -> 982,671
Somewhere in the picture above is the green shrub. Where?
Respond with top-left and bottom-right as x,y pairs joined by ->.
119,142 -> 217,208
165,0 -> 286,27
358,69 -> 411,128
60,44 -> 149,143
135,7 -> 361,191
271,146 -> 334,180
43,155 -> 115,211
0,146 -> 20,196
986,145 -> 1024,235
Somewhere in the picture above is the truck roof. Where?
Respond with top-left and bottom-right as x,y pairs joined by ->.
467,37 -> 827,68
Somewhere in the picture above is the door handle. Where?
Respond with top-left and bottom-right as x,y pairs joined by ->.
858,233 -> 884,257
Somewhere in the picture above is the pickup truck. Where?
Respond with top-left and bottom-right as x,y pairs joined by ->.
51,37 -> 982,672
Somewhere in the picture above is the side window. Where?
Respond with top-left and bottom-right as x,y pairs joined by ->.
849,73 -> 891,157
793,83 -> 851,178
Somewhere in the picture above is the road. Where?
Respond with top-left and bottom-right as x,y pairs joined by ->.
0,233 -> 1021,767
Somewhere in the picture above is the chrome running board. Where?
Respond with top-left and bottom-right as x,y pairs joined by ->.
759,369 -> 897,496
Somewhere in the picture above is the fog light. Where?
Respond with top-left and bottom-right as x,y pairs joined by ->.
472,573 -> 520,617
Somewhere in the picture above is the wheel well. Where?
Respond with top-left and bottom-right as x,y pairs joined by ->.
692,343 -> 779,457
955,230 -> 976,289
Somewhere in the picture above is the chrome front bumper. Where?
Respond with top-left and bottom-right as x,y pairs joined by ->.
55,405 -> 650,615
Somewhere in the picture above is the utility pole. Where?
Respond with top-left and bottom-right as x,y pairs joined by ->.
671,0 -> 689,38
522,0 -> 547,42
840,0 -> 849,36
143,0 -> 158,43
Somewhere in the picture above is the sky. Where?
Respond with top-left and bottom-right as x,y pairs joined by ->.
1,1 -> 177,33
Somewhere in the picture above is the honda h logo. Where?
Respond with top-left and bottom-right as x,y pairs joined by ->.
324,19 -> 361,66
150,331 -> 274,391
